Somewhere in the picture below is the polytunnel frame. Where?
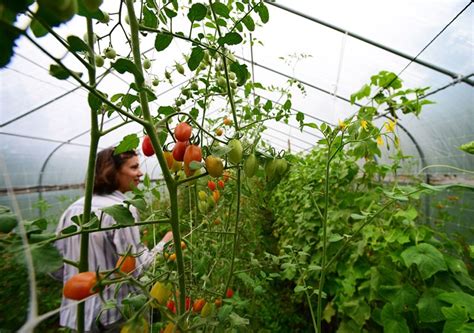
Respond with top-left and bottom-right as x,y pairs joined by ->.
1,1 -> 472,218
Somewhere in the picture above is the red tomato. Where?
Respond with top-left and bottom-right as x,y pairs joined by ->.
173,141 -> 188,162
226,288 -> 234,298
63,272 -> 98,300
185,296 -> 191,311
166,299 -> 176,313
217,180 -> 225,189
207,180 -> 216,191
183,145 -> 202,177
142,135 -> 154,157
174,122 -> 192,142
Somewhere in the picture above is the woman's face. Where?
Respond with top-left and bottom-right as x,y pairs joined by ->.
116,156 -> 143,193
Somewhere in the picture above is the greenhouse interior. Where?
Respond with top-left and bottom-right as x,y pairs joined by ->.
0,0 -> 473,332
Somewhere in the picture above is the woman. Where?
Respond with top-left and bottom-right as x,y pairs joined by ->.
55,147 -> 172,332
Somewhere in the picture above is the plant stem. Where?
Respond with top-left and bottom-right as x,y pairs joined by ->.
316,140 -> 332,333
77,17 -> 100,333
223,168 -> 242,296
125,0 -> 188,316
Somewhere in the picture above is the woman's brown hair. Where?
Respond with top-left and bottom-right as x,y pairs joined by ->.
93,147 -> 137,195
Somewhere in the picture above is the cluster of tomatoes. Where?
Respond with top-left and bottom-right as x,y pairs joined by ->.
142,122 -> 203,178
63,254 -> 136,301
150,280 -> 235,329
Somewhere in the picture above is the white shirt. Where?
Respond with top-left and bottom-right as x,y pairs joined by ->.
55,191 -> 164,331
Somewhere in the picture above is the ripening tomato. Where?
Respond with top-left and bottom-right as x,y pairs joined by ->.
142,136 -> 154,157
168,253 -> 176,261
116,255 -> 136,274
180,241 -> 187,250
222,171 -> 231,182
164,151 -> 174,169
205,156 -> 224,178
193,298 -> 206,312
223,116 -> 232,126
214,298 -> 222,308
63,272 -> 98,300
207,180 -> 216,191
217,180 -> 224,189
226,288 -> 234,298
183,145 -> 202,177
120,316 -> 149,333
162,322 -> 176,333
174,122 -> 192,142
201,302 -> 212,318
172,141 -> 188,162
215,128 -> 223,136
150,282 -> 171,305
213,218 -> 221,225
212,190 -> 220,203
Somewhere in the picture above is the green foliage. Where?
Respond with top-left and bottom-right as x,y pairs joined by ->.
264,146 -> 473,331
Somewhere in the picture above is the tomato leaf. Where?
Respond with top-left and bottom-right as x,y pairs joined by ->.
67,35 -> 89,52
188,46 -> 204,71
163,7 -> 177,18
212,2 -> 230,18
124,197 -> 147,211
158,106 -> 174,116
229,61 -> 249,86
115,134 -> 140,154
187,3 -> 207,22
49,64 -> 82,80
256,3 -> 269,23
60,225 -> 78,235
154,31 -> 173,51
242,15 -> 255,31
143,6 -> 158,28
189,161 -> 203,170
101,205 -> 135,226
77,0 -> 106,20
112,58 -> 144,83
218,32 -> 243,46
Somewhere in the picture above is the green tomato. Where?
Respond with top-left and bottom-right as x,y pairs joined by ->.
95,55 -> 104,67
176,63 -> 185,75
265,159 -> 277,181
143,59 -> 151,70
104,47 -> 116,59
244,154 -> 258,177
217,76 -> 226,88
227,139 -> 243,165
275,158 -> 288,176
152,79 -> 159,86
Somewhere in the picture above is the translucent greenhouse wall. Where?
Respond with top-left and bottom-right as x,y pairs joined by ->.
0,0 -> 472,237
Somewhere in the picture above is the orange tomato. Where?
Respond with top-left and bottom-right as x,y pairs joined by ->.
116,255 -> 136,274
63,272 -> 98,300
193,298 -> 206,312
